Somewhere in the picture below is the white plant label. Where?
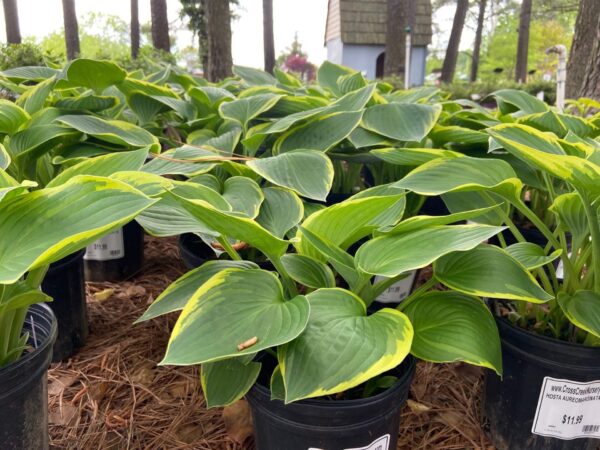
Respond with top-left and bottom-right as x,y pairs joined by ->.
532,377 -> 600,440
308,434 -> 390,450
375,271 -> 417,304
84,229 -> 125,261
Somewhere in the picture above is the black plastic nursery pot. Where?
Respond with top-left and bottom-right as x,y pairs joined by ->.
41,249 -> 88,362
178,233 -> 275,271
483,316 -> 600,450
246,356 -> 416,450
178,232 -> 217,270
0,303 -> 57,450
84,221 -> 145,282
418,196 -> 451,216
325,192 -> 353,206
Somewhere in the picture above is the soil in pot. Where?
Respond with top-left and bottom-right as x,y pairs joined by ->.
0,303 -> 57,450
41,249 -> 87,362
483,315 -> 600,450
246,356 -> 416,450
84,221 -> 145,282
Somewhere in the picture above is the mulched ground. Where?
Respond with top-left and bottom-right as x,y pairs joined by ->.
48,236 -> 493,449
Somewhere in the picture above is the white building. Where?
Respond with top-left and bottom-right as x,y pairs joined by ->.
325,0 -> 432,84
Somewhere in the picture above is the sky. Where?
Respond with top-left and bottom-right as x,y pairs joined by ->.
0,0 -> 330,67
0,1 -> 466,68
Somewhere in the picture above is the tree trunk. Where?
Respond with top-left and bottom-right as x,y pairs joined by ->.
440,0 -> 468,83
263,0 -> 275,73
514,0 -> 532,83
61,0 -> 80,60
130,0 -> 140,59
2,0 -> 21,44
470,0 -> 486,82
150,0 -> 170,53
566,0 -> 600,99
199,0 -> 209,71
205,0 -> 233,81
383,0 -> 414,78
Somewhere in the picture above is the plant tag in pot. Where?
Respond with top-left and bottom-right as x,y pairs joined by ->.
531,377 -> 600,440
374,272 -> 417,304
308,434 -> 390,450
84,228 -> 125,261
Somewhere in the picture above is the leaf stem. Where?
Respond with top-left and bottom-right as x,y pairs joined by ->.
216,236 -> 242,261
397,276 -> 437,312
581,198 -> 600,292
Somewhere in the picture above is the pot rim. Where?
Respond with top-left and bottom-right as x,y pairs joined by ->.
0,303 -> 57,397
47,248 -> 86,272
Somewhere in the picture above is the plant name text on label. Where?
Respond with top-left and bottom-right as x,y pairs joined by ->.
532,377 -> 600,440
308,434 -> 390,450
375,271 -> 417,304
84,228 -> 125,261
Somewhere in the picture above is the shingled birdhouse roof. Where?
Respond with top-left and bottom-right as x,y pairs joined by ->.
325,0 -> 433,47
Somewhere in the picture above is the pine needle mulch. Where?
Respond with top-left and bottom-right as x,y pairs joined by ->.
48,236 -> 493,450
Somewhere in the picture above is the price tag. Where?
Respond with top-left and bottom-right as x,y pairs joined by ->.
308,434 -> 390,450
374,271 -> 417,304
84,229 -> 125,261
532,377 -> 600,440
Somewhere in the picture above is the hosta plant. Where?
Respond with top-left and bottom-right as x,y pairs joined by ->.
0,174 -> 156,367
137,172 -> 555,407
386,122 -> 600,345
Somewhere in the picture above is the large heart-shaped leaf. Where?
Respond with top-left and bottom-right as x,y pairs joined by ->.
373,147 -> 462,166
385,206 -> 501,234
356,224 -> 505,277
201,357 -> 261,408
220,176 -> 264,218
137,260 -> 258,322
161,269 -> 310,365
278,288 -> 413,402
280,254 -> 335,289
219,93 -> 282,128
0,175 -> 155,283
505,242 -> 561,270
47,147 -> 150,187
233,65 -> 277,86
549,193 -> 590,249
489,124 -> 600,202
8,124 -> 81,161
492,89 -> 549,116
362,103 -> 441,142
55,94 -> 118,112
394,156 -> 522,202
141,146 -> 217,176
316,61 -> 355,95
16,77 -> 56,114
256,187 -> 303,238
434,245 -> 553,303
64,59 -> 127,93
0,100 -> 29,135
557,291 -> 600,338
247,150 -> 334,201
1,66 -> 59,81
56,114 -> 159,149
274,111 -> 363,153
136,182 -> 230,237
296,194 -> 406,260
403,291 -> 502,374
